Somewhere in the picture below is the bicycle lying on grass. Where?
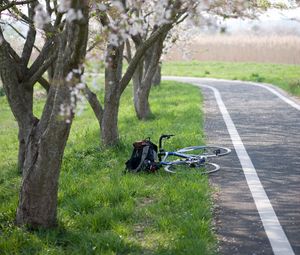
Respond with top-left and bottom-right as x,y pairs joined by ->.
125,134 -> 231,174
158,134 -> 231,174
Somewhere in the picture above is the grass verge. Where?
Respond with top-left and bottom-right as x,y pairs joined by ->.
162,61 -> 300,97
0,81 -> 217,254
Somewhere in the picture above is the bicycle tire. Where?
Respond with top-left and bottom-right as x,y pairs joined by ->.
164,161 -> 220,174
177,146 -> 231,158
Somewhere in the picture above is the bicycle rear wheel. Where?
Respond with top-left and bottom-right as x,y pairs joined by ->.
164,161 -> 220,174
177,146 -> 231,158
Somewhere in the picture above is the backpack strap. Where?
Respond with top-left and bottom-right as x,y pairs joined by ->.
132,145 -> 150,172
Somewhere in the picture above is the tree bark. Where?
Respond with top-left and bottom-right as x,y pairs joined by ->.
0,36 -> 37,172
0,12 -> 56,173
101,91 -> 121,146
15,0 -> 89,228
133,33 -> 166,120
152,64 -> 161,86
16,101 -> 71,227
101,43 -> 124,146
84,84 -> 103,130
135,84 -> 152,120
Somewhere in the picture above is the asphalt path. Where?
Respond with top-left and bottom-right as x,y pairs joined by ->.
163,77 -> 300,255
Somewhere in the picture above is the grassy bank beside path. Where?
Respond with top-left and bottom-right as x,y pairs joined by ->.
162,61 -> 300,97
0,81 -> 217,254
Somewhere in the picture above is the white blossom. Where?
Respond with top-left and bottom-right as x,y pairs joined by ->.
153,0 -> 172,25
98,3 -> 107,11
76,83 -> 86,90
108,33 -> 120,46
34,4 -> 51,29
165,9 -> 172,20
111,0 -> 124,12
59,103 -> 72,123
58,0 -> 72,13
60,67 -> 87,122
66,71 -> 73,82
119,29 -> 130,41
66,9 -> 84,22
128,18 -> 144,36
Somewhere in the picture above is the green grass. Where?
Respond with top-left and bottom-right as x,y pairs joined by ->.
162,61 -> 300,97
0,81 -> 217,254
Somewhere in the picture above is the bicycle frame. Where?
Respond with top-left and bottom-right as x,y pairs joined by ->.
158,151 -> 206,167
158,134 -> 204,164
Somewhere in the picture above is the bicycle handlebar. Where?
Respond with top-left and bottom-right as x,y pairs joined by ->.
158,134 -> 175,160
160,134 -> 174,140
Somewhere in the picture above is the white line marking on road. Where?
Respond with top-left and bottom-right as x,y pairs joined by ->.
200,84 -> 295,255
162,76 -> 300,112
253,83 -> 300,111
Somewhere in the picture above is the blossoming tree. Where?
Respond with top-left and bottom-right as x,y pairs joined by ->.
0,0 -> 89,227
85,0 -> 188,145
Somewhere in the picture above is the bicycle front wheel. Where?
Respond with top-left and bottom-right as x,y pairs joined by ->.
177,146 -> 231,158
164,162 -> 220,174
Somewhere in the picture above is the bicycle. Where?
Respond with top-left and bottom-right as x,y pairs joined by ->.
157,134 -> 231,174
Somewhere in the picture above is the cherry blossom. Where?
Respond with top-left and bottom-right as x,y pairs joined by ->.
60,67 -> 87,122
66,9 -> 84,22
58,0 -> 72,13
34,4 -> 51,29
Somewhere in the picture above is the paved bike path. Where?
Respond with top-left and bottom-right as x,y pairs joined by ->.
163,77 -> 300,255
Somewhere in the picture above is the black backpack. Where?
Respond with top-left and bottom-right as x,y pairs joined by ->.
125,138 -> 160,173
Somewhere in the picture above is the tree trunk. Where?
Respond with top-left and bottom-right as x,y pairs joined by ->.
98,22 -> 173,146
17,116 -> 39,172
101,90 -> 121,146
132,58 -> 143,111
135,84 -> 152,120
101,43 -> 124,146
152,64 -> 161,86
14,1 -> 89,228
133,34 -> 165,120
16,104 -> 71,227
0,39 -> 36,173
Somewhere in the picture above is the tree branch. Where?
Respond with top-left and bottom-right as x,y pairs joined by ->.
119,22 -> 173,93
27,38 -> 56,78
0,29 -> 20,60
125,39 -> 132,63
26,51 -> 57,87
176,13 -> 189,25
45,0 -> 52,16
0,0 -> 36,13
0,21 -> 41,52
87,39 -> 101,53
7,0 -> 34,25
38,77 -> 50,92
54,12 -> 63,28
142,33 -> 166,87
84,84 -> 103,125
20,1 -> 38,68
21,29 -> 36,62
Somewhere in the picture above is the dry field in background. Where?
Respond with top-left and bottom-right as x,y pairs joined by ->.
165,35 -> 300,65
